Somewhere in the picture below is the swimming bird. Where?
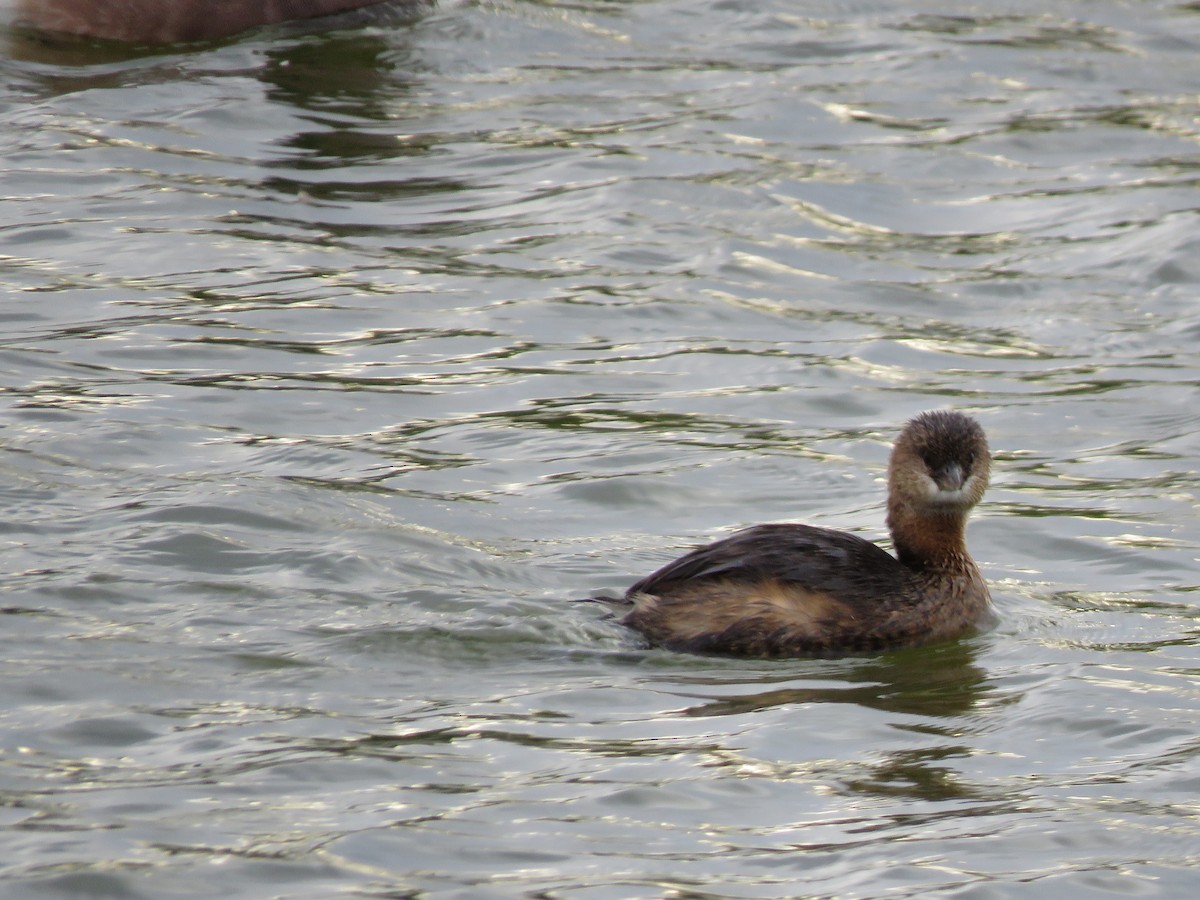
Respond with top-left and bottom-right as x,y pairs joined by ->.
610,410 -> 993,657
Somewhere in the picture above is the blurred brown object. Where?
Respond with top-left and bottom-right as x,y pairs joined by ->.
12,0 -> 392,43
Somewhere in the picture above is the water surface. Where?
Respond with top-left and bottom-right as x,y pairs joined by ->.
2,0 -> 1200,897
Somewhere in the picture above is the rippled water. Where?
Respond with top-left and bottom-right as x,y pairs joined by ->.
3,0 -> 1200,896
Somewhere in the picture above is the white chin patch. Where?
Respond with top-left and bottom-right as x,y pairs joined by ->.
924,475 -> 971,505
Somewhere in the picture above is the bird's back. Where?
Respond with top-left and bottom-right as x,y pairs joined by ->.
621,523 -> 920,656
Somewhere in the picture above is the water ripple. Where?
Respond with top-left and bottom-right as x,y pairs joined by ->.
4,0 -> 1200,896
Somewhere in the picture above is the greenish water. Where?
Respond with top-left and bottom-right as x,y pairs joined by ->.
2,1 -> 1199,896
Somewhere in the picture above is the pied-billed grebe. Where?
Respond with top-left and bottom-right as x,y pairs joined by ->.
611,410 -> 992,657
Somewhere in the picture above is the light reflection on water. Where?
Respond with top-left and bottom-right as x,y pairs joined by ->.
2,0 -> 1200,896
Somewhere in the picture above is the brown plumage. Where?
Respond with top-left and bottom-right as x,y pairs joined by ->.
613,410 -> 992,657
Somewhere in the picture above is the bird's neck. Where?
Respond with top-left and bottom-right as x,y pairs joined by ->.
887,499 -> 972,572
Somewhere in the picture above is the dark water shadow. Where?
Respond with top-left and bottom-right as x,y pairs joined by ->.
0,0 -> 430,109
670,639 -> 997,721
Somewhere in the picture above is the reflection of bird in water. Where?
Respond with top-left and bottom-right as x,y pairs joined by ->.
608,410 -> 994,658
678,640 -> 991,720
10,0 -> 405,44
